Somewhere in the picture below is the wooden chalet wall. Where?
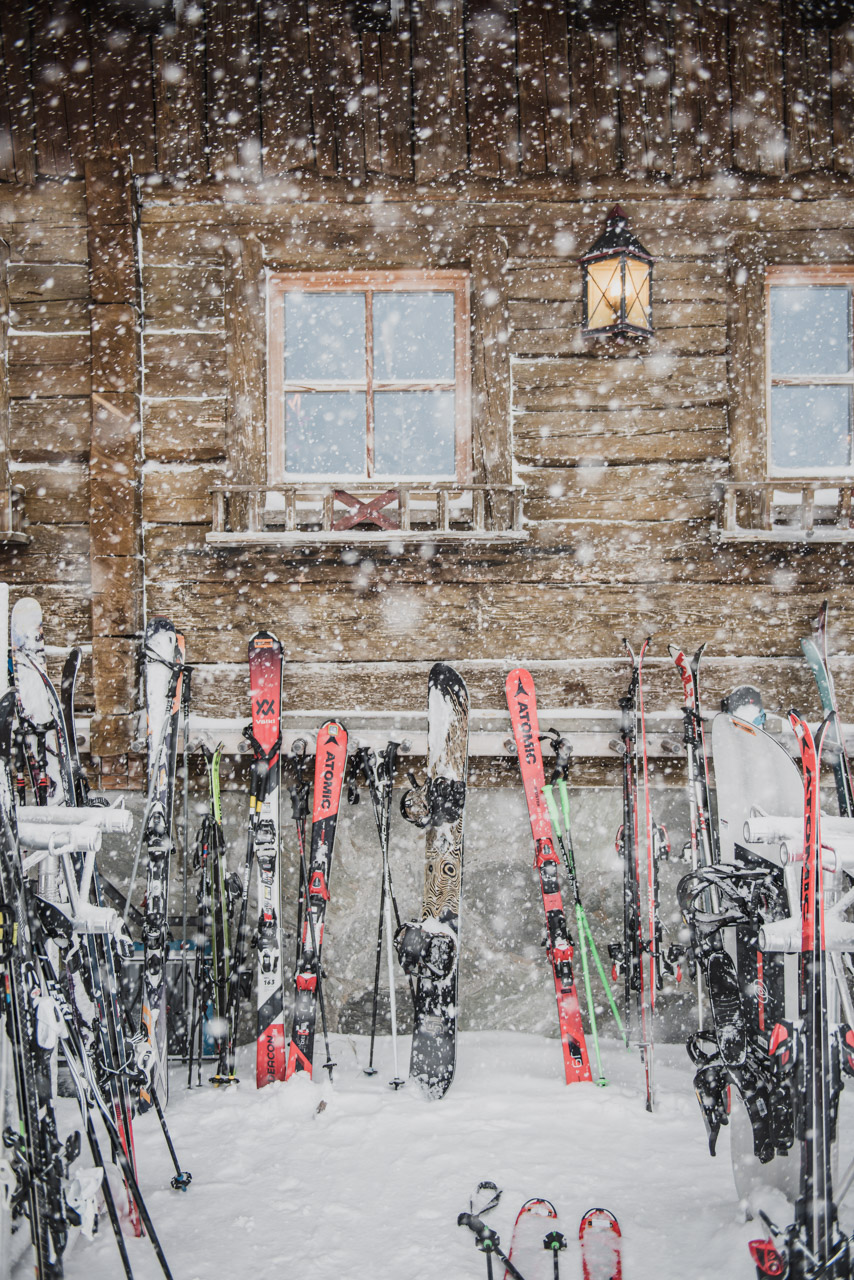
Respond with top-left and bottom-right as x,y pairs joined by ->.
1,0 -> 854,780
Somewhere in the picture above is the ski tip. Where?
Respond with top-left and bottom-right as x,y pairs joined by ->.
579,1207 -> 621,1237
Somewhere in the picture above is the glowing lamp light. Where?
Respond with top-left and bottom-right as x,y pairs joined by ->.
580,205 -> 654,339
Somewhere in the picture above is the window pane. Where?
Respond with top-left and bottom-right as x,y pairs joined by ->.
284,292 -> 365,381
770,286 -> 851,376
770,384 -> 851,470
285,392 -> 366,474
374,391 -> 456,476
373,292 -> 455,381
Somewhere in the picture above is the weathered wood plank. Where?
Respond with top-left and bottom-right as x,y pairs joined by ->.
304,0 -> 351,177
729,0 -> 786,174
466,0 -> 519,179
85,157 -> 136,305
411,0 -> 467,179
6,263 -> 90,302
142,331 -> 228,398
2,223 -> 88,265
727,233 -> 765,479
153,12 -> 206,180
207,0 -> 262,180
9,461 -> 90,523
471,232 -> 511,486
7,330 -> 91,397
0,522 -> 89,583
223,234 -> 265,495
90,392 -> 139,556
670,0 -> 732,179
10,397 -> 90,461
139,223 -> 225,267
89,0 -> 157,173
520,458 -> 722,522
142,263 -> 224,330
361,5 -> 413,178
0,8 -> 36,184
31,0 -> 93,178
259,0 -> 314,173
91,304 -> 135,395
143,400 -> 226,462
619,0 -> 673,177
516,0 -> 571,176
142,461 -> 224,524
512,354 -> 728,409
831,19 -> 854,174
10,299 -> 91,333
513,415 -> 727,466
783,1 -> 833,173
568,16 -> 619,178
143,576 -> 833,667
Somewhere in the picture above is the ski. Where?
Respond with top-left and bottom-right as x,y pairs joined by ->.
668,643 -> 718,870
747,714 -> 851,1280
286,719 -> 348,1079
247,632 -> 285,1088
139,618 -> 185,1110
579,1208 -> 622,1280
397,663 -> 469,1098
801,602 -> 854,819
504,1198 -> 566,1280
203,744 -> 235,1085
505,668 -> 591,1085
609,641 -> 655,1111
0,687 -> 70,1278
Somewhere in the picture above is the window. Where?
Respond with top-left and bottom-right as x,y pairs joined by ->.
767,266 -> 854,476
267,271 -> 471,484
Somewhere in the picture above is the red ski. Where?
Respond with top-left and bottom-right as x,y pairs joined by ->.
579,1208 -> 622,1280
286,720 -> 349,1079
248,631 -> 285,1088
504,1198 -> 565,1280
506,669 -> 592,1084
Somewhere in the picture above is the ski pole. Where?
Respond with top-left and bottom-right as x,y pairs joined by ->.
293,815 -> 336,1079
575,904 -> 606,1086
358,747 -> 385,1076
457,1213 -> 529,1280
544,1229 -> 567,1280
149,1081 -> 192,1190
379,742 -> 404,1087
181,666 -> 193,1029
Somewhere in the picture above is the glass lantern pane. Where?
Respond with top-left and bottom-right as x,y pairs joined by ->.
770,286 -> 851,376
284,292 -> 366,382
625,258 -> 651,330
586,258 -> 622,330
285,391 -> 366,474
770,384 -> 851,470
373,292 -> 456,381
373,390 -> 456,476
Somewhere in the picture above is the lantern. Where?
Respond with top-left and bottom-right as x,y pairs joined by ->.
580,205 -> 654,338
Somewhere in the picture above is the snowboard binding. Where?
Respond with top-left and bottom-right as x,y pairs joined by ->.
394,921 -> 457,979
400,773 -> 467,828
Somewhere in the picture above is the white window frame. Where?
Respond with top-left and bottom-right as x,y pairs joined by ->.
266,269 -> 472,485
766,263 -> 854,479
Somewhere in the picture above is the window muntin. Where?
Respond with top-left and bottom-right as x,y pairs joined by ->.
767,267 -> 854,476
268,271 -> 471,483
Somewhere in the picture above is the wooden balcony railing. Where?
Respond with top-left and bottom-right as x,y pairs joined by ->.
0,485 -> 29,546
713,481 -> 854,542
207,482 -> 527,545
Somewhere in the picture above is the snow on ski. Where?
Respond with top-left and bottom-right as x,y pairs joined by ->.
286,719 -> 348,1079
504,1198 -> 565,1280
247,631 -> 285,1088
579,1208 -> 623,1280
397,663 -> 469,1099
505,668 -> 591,1085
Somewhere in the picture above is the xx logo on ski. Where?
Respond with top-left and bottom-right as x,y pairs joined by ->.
254,697 -> 276,719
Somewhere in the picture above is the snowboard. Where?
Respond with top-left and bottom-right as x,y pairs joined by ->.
504,1198 -> 562,1280
398,662 -> 469,1099
579,1208 -> 622,1280
505,668 -> 591,1084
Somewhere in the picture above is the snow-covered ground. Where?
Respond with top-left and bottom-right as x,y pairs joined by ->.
33,1028 -> 850,1280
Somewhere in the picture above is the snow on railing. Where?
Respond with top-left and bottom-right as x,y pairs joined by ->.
207,482 -> 526,544
713,480 -> 854,542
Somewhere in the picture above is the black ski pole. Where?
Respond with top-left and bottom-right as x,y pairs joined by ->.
149,1080 -> 192,1190
544,1229 -> 567,1279
358,746 -> 384,1075
458,1213 -> 529,1280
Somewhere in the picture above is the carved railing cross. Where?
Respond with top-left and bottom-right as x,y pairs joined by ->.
332,488 -> 400,531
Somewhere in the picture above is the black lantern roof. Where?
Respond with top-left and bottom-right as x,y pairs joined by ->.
580,205 -> 654,265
